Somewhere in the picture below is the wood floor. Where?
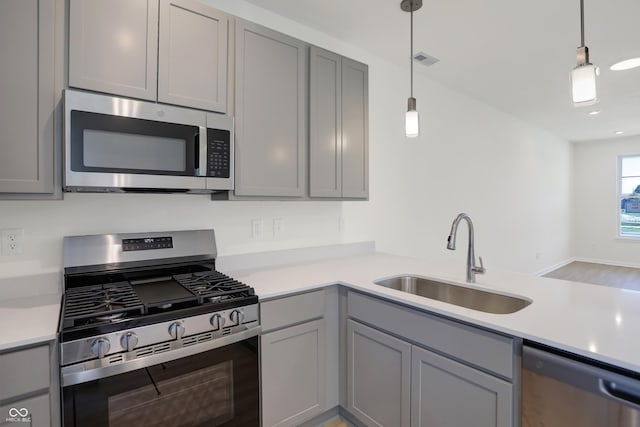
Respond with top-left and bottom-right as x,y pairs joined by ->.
322,420 -> 349,427
543,261 -> 640,291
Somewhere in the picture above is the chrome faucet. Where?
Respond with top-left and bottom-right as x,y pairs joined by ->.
446,213 -> 485,283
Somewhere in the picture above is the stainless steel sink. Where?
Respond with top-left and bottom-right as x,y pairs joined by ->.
374,275 -> 531,314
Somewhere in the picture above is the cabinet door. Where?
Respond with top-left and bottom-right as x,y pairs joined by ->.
261,319 -> 326,427
234,20 -> 307,197
309,46 -> 342,198
341,58 -> 369,199
346,320 -> 411,427
0,393 -> 50,427
411,345 -> 513,427
158,0 -> 228,112
0,0 -> 54,193
69,0 -> 158,100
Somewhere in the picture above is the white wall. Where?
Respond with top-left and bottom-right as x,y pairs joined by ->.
365,58 -> 573,275
573,136 -> 640,267
0,0 -> 574,293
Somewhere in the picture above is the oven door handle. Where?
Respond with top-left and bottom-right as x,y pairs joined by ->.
61,326 -> 261,387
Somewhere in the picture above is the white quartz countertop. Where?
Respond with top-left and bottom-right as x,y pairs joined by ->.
226,253 -> 640,373
0,293 -> 61,351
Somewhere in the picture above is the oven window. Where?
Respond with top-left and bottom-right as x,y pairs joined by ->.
63,338 -> 258,427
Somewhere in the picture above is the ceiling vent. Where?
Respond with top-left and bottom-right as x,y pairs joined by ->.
413,51 -> 439,67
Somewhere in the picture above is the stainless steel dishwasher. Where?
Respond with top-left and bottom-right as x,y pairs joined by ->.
523,343 -> 640,427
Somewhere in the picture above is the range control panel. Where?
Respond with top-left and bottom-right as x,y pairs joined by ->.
122,236 -> 173,251
207,129 -> 231,178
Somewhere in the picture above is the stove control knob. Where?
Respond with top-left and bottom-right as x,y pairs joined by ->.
230,309 -> 245,325
210,314 -> 226,330
169,322 -> 185,340
91,338 -> 111,359
120,332 -> 139,352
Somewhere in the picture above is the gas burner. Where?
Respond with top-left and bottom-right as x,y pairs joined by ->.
63,282 -> 144,328
174,271 -> 254,303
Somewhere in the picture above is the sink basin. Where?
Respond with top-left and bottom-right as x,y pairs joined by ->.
373,275 -> 531,314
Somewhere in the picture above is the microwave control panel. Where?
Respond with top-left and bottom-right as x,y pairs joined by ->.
207,129 -> 231,178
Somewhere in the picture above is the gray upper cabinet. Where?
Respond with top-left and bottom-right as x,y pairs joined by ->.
411,345 -> 513,427
158,0 -> 228,112
69,0 -> 159,101
69,0 -> 229,113
309,47 -> 342,198
346,319 -> 411,427
309,47 -> 368,199
234,20 -> 307,197
0,0 -> 55,193
341,58 -> 369,198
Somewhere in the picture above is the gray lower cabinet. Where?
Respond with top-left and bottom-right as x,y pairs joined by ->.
260,288 -> 338,427
0,343 -> 58,427
69,0 -> 230,113
234,19 -> 307,197
411,345 -> 513,427
261,319 -> 327,427
346,319 -> 411,427
0,0 -> 55,193
0,393 -> 50,427
346,291 -> 517,427
309,46 -> 369,199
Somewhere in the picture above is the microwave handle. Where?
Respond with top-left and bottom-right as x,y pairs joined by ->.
196,125 -> 207,177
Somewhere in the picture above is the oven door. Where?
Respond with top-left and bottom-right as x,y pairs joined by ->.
62,337 -> 258,427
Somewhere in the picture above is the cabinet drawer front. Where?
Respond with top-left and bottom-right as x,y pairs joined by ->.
0,345 -> 50,401
261,290 -> 326,332
348,291 -> 514,379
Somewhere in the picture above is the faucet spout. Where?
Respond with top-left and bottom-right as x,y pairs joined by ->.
446,213 -> 485,283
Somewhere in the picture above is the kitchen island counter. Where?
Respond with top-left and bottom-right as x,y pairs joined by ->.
226,252 -> 640,373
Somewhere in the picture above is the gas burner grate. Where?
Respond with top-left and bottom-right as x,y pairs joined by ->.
63,282 -> 145,327
174,271 -> 254,303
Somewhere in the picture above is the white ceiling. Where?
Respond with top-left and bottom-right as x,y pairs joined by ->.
245,0 -> 640,142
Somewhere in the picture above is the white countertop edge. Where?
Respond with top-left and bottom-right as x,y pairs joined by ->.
0,333 -> 57,353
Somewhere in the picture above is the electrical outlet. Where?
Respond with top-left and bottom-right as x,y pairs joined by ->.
1,228 -> 23,255
251,219 -> 264,239
273,218 -> 284,237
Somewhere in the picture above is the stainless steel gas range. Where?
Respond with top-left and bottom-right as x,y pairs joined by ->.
59,230 -> 260,427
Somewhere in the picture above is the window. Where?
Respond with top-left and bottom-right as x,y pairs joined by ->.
619,155 -> 640,237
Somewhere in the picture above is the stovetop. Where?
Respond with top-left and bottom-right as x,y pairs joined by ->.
61,269 -> 256,336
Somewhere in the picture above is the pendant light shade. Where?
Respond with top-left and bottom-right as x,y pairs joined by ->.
402,0 -> 422,138
571,0 -> 598,106
405,98 -> 420,138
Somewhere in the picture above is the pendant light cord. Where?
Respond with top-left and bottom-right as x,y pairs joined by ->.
410,5 -> 414,97
580,0 -> 585,47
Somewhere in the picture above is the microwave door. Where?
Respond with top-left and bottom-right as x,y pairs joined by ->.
64,90 -> 210,193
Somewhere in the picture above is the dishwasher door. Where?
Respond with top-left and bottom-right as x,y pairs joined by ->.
523,345 -> 640,427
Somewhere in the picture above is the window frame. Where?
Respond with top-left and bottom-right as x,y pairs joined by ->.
617,154 -> 640,240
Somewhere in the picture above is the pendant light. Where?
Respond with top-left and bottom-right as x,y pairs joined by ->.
402,0 -> 422,137
571,0 -> 598,106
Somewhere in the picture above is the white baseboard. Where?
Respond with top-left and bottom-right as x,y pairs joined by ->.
573,257 -> 640,270
534,258 -> 576,276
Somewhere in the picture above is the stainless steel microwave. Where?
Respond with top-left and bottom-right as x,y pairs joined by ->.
63,90 -> 233,193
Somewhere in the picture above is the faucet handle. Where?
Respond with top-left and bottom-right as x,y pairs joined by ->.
473,256 -> 486,274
